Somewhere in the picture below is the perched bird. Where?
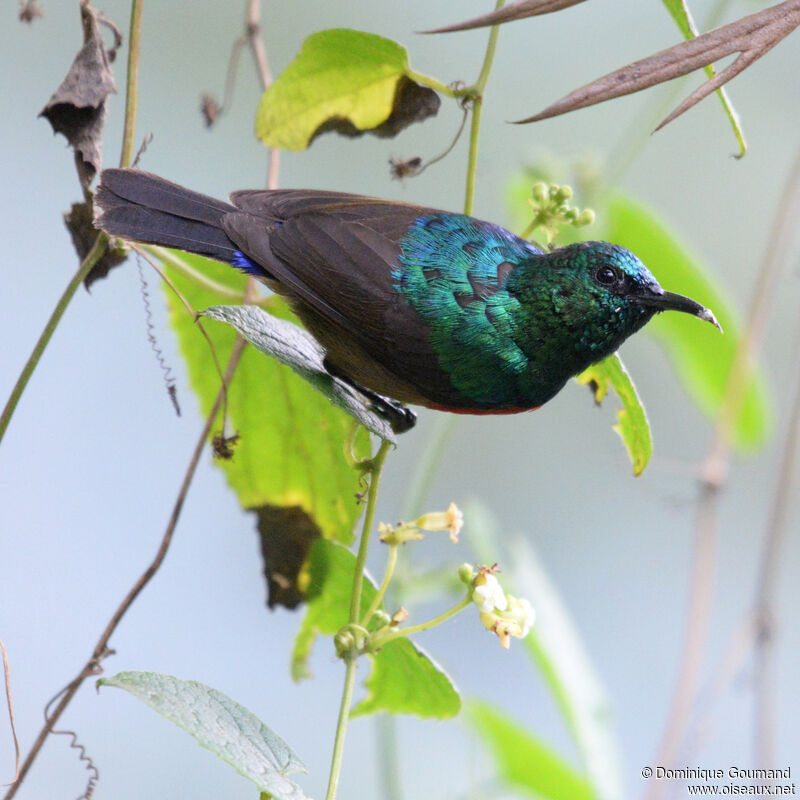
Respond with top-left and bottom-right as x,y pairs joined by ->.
94,168 -> 720,432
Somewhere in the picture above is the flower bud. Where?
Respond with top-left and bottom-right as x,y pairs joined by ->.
554,184 -> 573,203
458,563 -> 477,584
575,209 -> 595,227
531,182 -> 549,205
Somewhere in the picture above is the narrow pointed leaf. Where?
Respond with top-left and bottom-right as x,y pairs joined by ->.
255,29 -> 440,150
661,0 -> 746,156
421,0 -> 587,34
468,701 -> 595,800
351,638 -> 461,719
98,672 -> 308,800
577,354 -> 652,476
515,0 -> 800,130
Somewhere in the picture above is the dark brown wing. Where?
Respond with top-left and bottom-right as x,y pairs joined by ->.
220,191 -> 459,404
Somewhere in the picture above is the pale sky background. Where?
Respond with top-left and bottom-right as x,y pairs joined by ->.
1,2 -> 799,799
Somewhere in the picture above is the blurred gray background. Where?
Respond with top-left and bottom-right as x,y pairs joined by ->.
1,1 -> 798,798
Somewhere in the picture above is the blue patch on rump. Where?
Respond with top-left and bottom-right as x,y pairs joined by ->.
231,250 -> 265,277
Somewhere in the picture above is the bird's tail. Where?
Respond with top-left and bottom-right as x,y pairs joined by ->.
93,168 -> 239,262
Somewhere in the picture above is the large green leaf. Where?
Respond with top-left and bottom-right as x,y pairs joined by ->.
467,502 -> 623,800
606,194 -> 770,450
99,672 -> 308,800
292,539 -> 461,718
162,251 -> 369,544
352,638 -> 460,719
468,701 -> 596,800
576,354 -> 652,475
661,0 -> 746,157
256,29 -> 440,150
291,538 -> 377,680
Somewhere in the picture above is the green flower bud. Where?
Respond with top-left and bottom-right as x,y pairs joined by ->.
531,182 -> 549,205
458,563 -> 477,584
575,209 -> 595,227
554,185 -> 573,203
371,610 -> 391,628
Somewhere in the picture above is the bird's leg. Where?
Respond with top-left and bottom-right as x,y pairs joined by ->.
323,357 -> 417,434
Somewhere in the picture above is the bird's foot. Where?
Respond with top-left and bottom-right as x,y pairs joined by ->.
323,357 -> 417,434
367,393 -> 417,434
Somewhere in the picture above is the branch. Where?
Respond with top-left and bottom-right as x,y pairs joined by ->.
0,641 -> 19,789
3,339 -> 247,800
644,142 -> 800,800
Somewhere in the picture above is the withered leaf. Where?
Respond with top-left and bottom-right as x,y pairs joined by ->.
64,200 -> 127,288
515,0 -> 800,130
420,0 -> 587,34
309,77 -> 440,145
254,505 -> 321,610
40,1 -> 116,188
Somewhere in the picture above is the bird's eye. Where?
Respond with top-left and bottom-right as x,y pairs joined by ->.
595,266 -> 618,286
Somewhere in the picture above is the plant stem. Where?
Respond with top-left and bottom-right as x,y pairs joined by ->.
3,335 -> 247,800
0,233 -> 108,448
405,69 -> 462,99
1,0 -> 145,452
325,653 -> 360,800
325,439 -> 391,800
463,0 -> 505,216
371,595 -> 471,649
348,440 -> 392,624
645,140 -> 800,800
361,544 -> 399,627
119,0 -> 144,168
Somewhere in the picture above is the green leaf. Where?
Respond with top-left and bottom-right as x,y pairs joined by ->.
576,354 -> 652,475
352,638 -> 461,719
291,540 -> 461,718
98,672 -> 308,800
291,538 -> 378,680
466,502 -> 623,800
661,0 -> 746,157
256,29 -> 440,150
202,305 -> 396,441
606,194 -> 771,451
468,701 -> 596,800
161,251 -> 370,544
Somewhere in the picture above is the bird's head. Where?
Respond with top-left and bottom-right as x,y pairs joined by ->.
509,241 -> 720,365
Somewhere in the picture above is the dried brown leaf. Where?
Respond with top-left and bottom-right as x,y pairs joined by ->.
40,1 -> 116,188
63,201 -> 127,288
515,0 -> 800,129
255,504 -> 321,610
420,0 -> 587,34
308,77 -> 440,145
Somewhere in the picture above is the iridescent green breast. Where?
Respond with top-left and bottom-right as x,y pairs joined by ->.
392,214 -> 546,408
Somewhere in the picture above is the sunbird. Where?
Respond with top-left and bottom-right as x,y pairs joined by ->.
95,169 -> 720,432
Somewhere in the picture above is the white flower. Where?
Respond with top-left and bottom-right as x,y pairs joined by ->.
471,573 -> 508,613
478,594 -> 536,649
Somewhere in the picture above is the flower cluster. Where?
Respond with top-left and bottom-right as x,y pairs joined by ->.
460,564 -> 536,649
525,181 -> 595,245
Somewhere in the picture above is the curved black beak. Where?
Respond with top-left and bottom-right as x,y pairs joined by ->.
634,288 -> 722,332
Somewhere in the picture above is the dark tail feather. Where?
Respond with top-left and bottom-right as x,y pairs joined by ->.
94,168 -> 239,262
